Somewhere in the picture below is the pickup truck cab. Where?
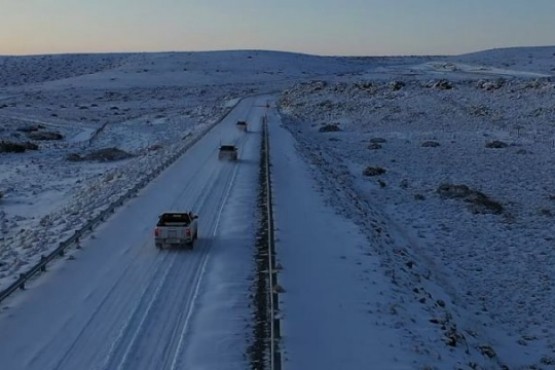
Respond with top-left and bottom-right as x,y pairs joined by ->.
154,212 -> 198,249
218,145 -> 238,161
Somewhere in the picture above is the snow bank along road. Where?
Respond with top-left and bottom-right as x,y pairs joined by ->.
0,97 -> 266,370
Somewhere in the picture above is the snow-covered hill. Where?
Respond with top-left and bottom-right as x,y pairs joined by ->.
453,46 -> 555,75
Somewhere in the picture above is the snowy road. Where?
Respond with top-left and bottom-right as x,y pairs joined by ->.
0,97 -> 266,370
269,110 -> 414,369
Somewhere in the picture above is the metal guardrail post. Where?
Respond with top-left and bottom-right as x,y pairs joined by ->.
18,275 -> 26,289
263,112 -> 282,370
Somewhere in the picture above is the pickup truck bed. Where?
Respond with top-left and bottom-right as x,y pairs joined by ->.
154,212 -> 198,249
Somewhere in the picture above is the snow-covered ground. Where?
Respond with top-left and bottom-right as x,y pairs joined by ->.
0,47 -> 554,369
278,48 -> 555,368
270,113 -> 418,369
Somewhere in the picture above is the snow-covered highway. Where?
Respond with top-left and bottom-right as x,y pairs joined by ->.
0,97 -> 266,370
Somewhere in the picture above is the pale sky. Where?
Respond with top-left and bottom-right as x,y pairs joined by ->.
1,0 -> 554,56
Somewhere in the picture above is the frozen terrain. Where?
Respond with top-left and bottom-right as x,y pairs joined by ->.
0,46 -> 554,369
278,47 -> 555,368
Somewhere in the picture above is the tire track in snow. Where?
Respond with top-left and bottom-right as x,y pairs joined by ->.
102,252 -> 180,370
27,242 -> 171,370
46,146 -> 224,370
102,164 -> 227,370
105,140 -> 244,370
168,153 -> 241,370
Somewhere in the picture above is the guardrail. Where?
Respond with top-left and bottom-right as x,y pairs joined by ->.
262,114 -> 281,370
0,103 -> 239,304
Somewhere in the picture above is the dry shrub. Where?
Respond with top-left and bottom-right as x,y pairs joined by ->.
363,166 -> 386,176
0,140 -> 38,153
485,140 -> 508,149
27,131 -> 63,141
67,147 -> 134,162
319,123 -> 341,132
437,183 -> 503,215
422,141 -> 440,147
432,79 -> 453,90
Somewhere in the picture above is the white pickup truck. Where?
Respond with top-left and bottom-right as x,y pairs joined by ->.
236,120 -> 248,131
218,144 -> 238,161
154,212 -> 198,249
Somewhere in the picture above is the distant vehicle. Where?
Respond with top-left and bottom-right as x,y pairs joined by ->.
236,120 -> 248,131
218,144 -> 238,160
154,212 -> 198,249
